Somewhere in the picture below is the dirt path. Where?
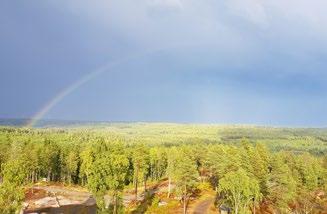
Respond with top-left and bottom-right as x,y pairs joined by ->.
192,197 -> 215,214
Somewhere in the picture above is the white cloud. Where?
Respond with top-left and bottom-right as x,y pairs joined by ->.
48,0 -> 327,69
225,0 -> 268,27
149,0 -> 183,9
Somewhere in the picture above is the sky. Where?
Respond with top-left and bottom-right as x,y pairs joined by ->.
1,0 -> 327,126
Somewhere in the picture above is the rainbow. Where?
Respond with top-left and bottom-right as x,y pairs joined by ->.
26,46 -> 185,127
27,60 -> 120,127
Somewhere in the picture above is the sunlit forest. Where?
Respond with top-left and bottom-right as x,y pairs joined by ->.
0,123 -> 327,213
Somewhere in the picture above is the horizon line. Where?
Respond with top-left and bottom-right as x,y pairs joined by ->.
0,117 -> 327,129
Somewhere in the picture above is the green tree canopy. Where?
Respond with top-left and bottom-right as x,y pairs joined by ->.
218,168 -> 261,214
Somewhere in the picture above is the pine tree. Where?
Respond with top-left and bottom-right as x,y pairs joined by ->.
132,143 -> 150,201
267,154 -> 296,212
172,148 -> 199,214
0,158 -> 28,213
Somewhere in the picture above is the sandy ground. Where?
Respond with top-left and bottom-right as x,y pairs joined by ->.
192,197 -> 215,214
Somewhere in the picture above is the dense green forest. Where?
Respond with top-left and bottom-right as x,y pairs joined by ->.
0,123 -> 327,213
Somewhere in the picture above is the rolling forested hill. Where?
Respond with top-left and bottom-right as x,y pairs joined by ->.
1,121 -> 327,154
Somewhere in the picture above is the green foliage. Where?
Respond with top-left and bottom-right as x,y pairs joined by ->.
218,169 -> 261,214
149,147 -> 167,181
0,124 -> 327,213
87,140 -> 129,213
172,149 -> 199,193
79,147 -> 94,185
61,144 -> 79,184
131,143 -> 150,203
0,182 -> 25,214
267,154 -> 297,211
171,147 -> 199,214
0,158 -> 28,213
1,158 -> 28,186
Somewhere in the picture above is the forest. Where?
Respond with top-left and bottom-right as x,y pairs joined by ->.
0,123 -> 327,214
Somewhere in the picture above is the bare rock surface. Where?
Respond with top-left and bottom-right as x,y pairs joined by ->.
24,185 -> 96,214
